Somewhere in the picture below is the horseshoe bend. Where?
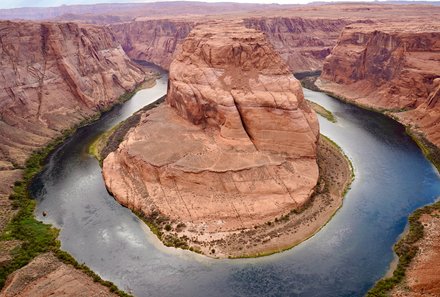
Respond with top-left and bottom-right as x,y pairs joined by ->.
102,22 -> 352,258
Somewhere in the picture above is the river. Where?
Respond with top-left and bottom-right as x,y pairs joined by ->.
32,73 -> 440,297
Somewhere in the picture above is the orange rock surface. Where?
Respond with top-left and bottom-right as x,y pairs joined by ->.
0,21 -> 145,168
318,22 -> 440,147
111,17 -> 349,73
0,20 -> 146,218
0,20 -> 148,296
103,22 -> 319,248
392,212 -> 440,297
1,253 -> 118,297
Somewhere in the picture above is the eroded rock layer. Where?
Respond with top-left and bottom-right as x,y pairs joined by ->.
1,253 -> 118,297
0,20 -> 145,169
103,22 -> 319,245
318,23 -> 440,147
110,19 -> 195,69
243,17 -> 349,73
110,17 -> 349,72
0,20 -> 147,292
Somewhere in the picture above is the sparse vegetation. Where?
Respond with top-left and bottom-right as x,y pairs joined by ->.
307,100 -> 337,123
89,95 -> 166,163
0,80 -> 155,293
367,201 -> 440,296
406,128 -> 440,173
133,210 -> 200,253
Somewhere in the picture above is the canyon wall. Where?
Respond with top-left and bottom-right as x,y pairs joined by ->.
110,19 -> 195,69
318,23 -> 440,147
0,19 -> 147,254
111,17 -> 349,72
0,19 -> 150,296
243,17 -> 349,73
0,20 -> 145,171
103,22 -> 319,256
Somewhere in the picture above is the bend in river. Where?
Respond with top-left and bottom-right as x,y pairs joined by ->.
32,74 -> 440,297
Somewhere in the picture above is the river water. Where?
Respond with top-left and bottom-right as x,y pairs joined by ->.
32,75 -> 440,297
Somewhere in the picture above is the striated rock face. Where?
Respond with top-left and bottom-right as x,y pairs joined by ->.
111,17 -> 349,72
1,253 -> 118,297
0,20 -> 151,297
318,23 -> 440,147
103,22 -> 319,248
110,19 -> 195,69
0,20 -> 145,169
243,17 -> 349,72
0,20 -> 147,279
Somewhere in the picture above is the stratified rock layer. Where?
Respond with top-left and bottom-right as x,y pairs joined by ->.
103,22 -> 319,246
0,20 -> 145,168
0,20 -> 147,296
1,253 -> 118,297
318,23 -> 440,147
111,17 -> 349,72
243,17 -> 349,73
111,19 -> 195,69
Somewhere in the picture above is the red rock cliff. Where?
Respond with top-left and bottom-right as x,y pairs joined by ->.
111,17 -> 349,72
0,20 -> 145,169
243,17 -> 349,72
110,19 -> 195,69
103,22 -> 319,255
318,23 -> 440,147
0,20 -> 147,236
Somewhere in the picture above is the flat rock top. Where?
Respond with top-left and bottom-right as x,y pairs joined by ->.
344,21 -> 440,34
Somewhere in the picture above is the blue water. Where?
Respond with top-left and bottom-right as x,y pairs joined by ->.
32,79 -> 440,297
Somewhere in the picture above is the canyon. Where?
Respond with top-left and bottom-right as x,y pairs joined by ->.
316,21 -> 440,296
0,19 -> 148,226
0,2 -> 439,296
110,17 -> 349,73
318,22 -> 440,149
0,20 -> 152,295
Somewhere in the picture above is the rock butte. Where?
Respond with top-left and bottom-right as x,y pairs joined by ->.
103,22 -> 320,250
318,22 -> 440,148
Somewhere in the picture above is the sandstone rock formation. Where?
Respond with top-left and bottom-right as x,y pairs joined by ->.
0,20 -> 148,295
110,17 -> 348,72
391,211 -> 440,297
318,22 -> 440,147
243,17 -> 349,73
111,19 -> 195,69
0,20 -> 145,169
103,22 -> 319,255
1,253 -> 118,297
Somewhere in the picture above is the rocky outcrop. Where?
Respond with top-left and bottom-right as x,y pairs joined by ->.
243,17 -> 349,72
110,19 -> 195,69
318,23 -> 440,147
0,20 -> 148,292
103,22 -> 319,256
0,20 -> 145,170
1,253 -> 118,297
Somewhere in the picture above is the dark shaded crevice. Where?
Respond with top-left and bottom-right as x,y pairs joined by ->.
231,95 -> 258,151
